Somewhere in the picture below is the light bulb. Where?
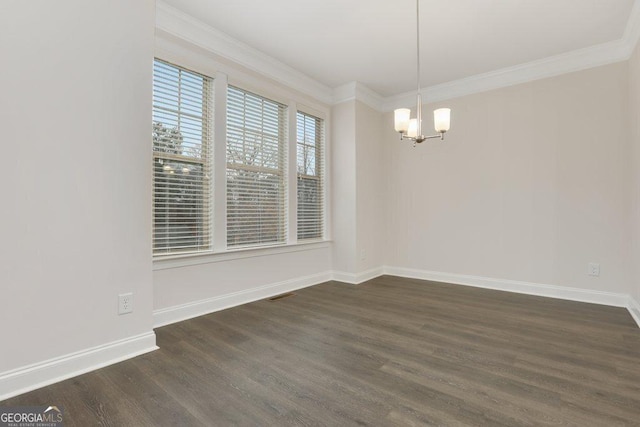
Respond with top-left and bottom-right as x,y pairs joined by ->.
434,108 -> 451,133
394,108 -> 411,133
407,119 -> 418,138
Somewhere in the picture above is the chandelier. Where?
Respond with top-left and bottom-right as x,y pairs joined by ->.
394,0 -> 451,145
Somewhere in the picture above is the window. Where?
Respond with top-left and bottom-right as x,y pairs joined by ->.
297,112 -> 324,240
152,57 -> 328,261
152,60 -> 212,255
226,86 -> 287,248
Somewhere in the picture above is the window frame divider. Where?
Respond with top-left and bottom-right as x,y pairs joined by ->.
287,101 -> 298,245
212,71 -> 228,252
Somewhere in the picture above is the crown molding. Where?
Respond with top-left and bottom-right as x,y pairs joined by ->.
383,38 -> 630,111
623,0 -> 640,56
332,82 -> 359,105
156,0 -> 640,112
383,0 -> 640,112
155,0 -> 333,105
332,81 -> 385,111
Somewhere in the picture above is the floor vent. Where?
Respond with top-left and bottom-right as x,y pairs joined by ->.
269,292 -> 295,301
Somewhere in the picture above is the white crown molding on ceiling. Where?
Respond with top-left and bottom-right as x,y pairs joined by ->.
625,0 -> 640,51
155,1 -> 334,105
384,0 -> 640,111
157,0 -> 640,113
382,41 -> 629,111
333,81 -> 384,109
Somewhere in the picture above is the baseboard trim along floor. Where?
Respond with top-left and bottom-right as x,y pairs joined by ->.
0,332 -> 157,402
4,268 -> 637,402
384,267 -> 628,307
383,266 -> 639,328
628,295 -> 640,328
4,276 -> 639,424
155,266 -> 640,330
153,271 -> 333,328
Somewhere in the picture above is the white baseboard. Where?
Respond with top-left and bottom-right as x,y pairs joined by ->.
153,267 -> 386,328
331,267 -> 385,285
155,266 -> 640,331
628,295 -> 640,328
4,270 -> 637,403
383,266 -> 630,308
153,271 -> 333,328
0,332 -> 157,402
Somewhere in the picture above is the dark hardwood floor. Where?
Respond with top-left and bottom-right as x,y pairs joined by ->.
3,276 -> 640,426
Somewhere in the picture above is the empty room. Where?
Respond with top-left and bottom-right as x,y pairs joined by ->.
2,0 -> 640,425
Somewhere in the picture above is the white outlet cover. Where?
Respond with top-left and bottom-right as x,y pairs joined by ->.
588,263 -> 600,277
118,293 -> 133,315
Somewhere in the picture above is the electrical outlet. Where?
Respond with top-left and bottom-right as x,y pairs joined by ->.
118,293 -> 133,315
360,249 -> 366,260
588,263 -> 600,277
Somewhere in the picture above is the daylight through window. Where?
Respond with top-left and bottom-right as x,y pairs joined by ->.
296,112 -> 324,240
152,59 -> 327,259
226,86 -> 287,248
152,59 -> 212,255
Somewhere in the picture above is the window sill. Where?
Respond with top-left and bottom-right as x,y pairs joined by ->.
152,240 -> 331,271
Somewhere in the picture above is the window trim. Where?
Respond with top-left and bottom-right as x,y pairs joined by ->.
153,240 -> 331,270
152,46 -> 331,265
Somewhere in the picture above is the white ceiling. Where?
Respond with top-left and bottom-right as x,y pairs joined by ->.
162,0 -> 636,97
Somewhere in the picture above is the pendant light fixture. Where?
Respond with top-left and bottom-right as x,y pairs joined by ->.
394,0 -> 451,145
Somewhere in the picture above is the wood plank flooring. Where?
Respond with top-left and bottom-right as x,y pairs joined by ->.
3,276 -> 640,426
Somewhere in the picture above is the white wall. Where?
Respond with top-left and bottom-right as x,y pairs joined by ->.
355,102 -> 386,273
154,247 -> 331,313
631,43 -> 640,303
384,63 -> 633,295
330,100 -> 387,278
0,0 -> 155,375
331,101 -> 358,274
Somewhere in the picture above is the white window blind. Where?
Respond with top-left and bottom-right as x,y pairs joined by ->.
152,59 -> 213,256
296,112 -> 324,240
226,86 -> 287,248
